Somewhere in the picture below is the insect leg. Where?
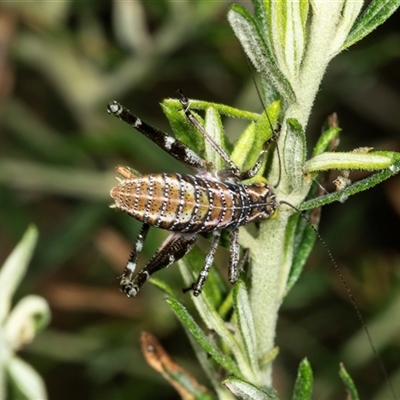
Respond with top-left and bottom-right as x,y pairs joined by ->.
239,128 -> 280,180
120,232 -> 198,297
228,228 -> 240,283
107,101 -> 207,171
115,165 -> 140,179
190,230 -> 222,296
119,223 -> 150,294
177,89 -> 242,178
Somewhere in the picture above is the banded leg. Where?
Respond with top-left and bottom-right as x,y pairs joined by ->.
228,228 -> 240,283
121,232 -> 198,297
239,131 -> 280,180
107,101 -> 207,171
120,223 -> 150,294
191,230 -> 222,296
178,89 -> 242,178
178,89 -> 280,181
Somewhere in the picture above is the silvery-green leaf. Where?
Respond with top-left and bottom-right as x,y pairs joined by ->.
165,296 -> 241,377
4,295 -> 50,352
223,376 -> 279,400
228,4 -> 296,104
232,281 -> 259,376
343,0 -> 400,50
0,226 -> 38,324
304,151 -> 397,173
7,357 -> 47,400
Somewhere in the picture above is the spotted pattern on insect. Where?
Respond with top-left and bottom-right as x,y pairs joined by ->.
110,172 -> 278,234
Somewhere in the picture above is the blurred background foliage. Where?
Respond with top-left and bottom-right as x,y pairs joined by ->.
0,1 -> 399,399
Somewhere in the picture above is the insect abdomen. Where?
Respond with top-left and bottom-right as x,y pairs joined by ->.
110,173 -> 277,233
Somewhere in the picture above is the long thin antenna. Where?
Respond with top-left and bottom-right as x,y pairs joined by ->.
243,55 -> 282,188
279,200 -> 398,400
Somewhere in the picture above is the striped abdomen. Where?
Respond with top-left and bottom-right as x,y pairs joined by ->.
110,173 -> 277,233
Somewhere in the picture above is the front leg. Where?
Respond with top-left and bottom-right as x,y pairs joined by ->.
120,232 -> 198,297
107,101 -> 207,172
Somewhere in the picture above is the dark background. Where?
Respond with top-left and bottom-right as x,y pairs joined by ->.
0,2 -> 399,399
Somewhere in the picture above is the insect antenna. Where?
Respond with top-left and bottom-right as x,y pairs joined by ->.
280,200 -> 398,400
243,55 -> 282,188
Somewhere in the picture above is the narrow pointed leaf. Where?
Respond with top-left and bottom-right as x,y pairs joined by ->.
228,4 -> 296,103
284,118 -> 306,191
300,157 -> 400,210
185,329 -> 236,400
312,127 -> 341,157
343,0 -> 400,50
149,277 -> 180,300
223,376 -> 279,400
0,225 -> 38,324
204,107 -> 226,171
165,296 -> 242,377
304,151 -> 397,173
7,357 -> 47,400
232,281 -> 259,375
292,358 -> 313,400
178,256 -> 252,376
338,363 -> 359,400
286,210 -> 318,294
231,101 -> 280,173
267,0 -> 308,77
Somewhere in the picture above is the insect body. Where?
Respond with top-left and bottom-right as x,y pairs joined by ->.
108,91 -> 278,297
110,172 -> 277,233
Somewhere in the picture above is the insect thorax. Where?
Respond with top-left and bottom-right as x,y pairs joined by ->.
110,172 -> 278,233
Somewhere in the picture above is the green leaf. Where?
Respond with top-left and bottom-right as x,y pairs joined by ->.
165,296 -> 242,377
223,376 -> 279,400
232,281 -> 259,375
300,157 -> 400,210
343,0 -> 400,50
284,118 -> 306,191
0,225 -> 38,324
7,357 -> 47,400
204,106 -> 226,171
338,363 -> 359,400
228,4 -> 296,104
178,255 -> 255,379
161,100 -> 206,158
231,101 -> 280,173
291,358 -> 313,400
285,211 -> 318,294
312,127 -> 341,157
184,331 -> 235,400
304,151 -> 398,173
230,122 -> 257,171
164,98 -> 260,122
266,0 -> 308,78
149,277 -> 180,300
